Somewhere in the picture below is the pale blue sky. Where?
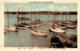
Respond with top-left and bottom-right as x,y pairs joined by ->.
5,3 -> 77,12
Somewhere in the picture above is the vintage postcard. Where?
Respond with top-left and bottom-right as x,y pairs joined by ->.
0,0 -> 79,51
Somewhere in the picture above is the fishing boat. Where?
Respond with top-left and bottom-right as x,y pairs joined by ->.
49,10 -> 66,33
58,23 -> 67,30
50,30 -> 77,48
31,30 -> 47,36
31,20 -> 42,27
15,4 -> 25,28
53,21 -> 66,30
5,9 -> 17,32
59,26 -> 66,30
31,11 -> 47,37
25,12 -> 42,28
49,23 -> 66,32
30,12 -> 45,27
5,26 -> 17,32
18,14 -> 31,27
49,27 -> 66,33
55,12 -> 67,29
66,9 -> 76,29
67,23 -> 76,29
17,17 -> 30,20
15,4 -> 31,28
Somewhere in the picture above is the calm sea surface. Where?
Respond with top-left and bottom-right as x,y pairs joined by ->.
4,14 -> 77,47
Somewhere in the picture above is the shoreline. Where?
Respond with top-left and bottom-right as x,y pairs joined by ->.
4,11 -> 77,15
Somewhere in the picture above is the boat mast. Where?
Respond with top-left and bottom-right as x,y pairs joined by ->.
21,4 -> 24,23
52,4 -> 56,25
70,8 -> 71,21
63,12 -> 65,22
31,10 -> 32,23
17,4 -> 19,25
39,11 -> 40,22
35,12 -> 37,30
55,7 -> 56,21
52,11 -> 54,22
48,12 -> 49,22
66,12 -> 68,21
7,7 -> 9,27
62,12 -> 63,22
52,4 -> 55,22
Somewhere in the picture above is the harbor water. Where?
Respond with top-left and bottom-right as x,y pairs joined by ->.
4,14 -> 77,47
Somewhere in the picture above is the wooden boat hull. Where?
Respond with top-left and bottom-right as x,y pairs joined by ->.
5,26 -> 17,32
49,27 -> 66,34
59,27 -> 67,30
31,30 -> 47,37
67,25 -> 76,29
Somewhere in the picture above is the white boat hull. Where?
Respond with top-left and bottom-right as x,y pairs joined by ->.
59,27 -> 67,30
49,27 -> 65,33
31,30 -> 47,37
5,26 -> 17,32
67,25 -> 76,29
